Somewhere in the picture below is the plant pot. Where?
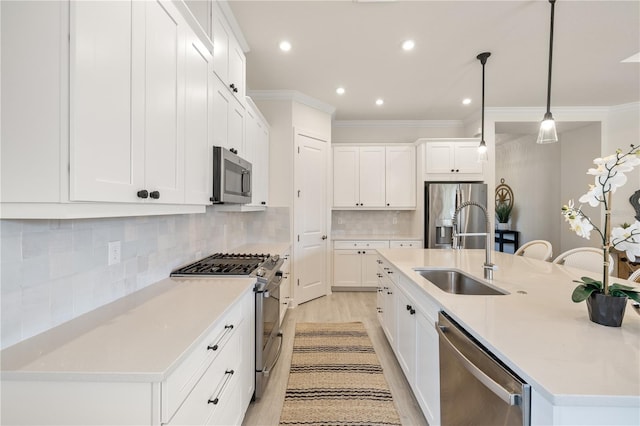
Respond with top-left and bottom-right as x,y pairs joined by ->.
586,292 -> 627,327
497,222 -> 509,230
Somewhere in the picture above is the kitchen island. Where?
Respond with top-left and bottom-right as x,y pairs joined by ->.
377,248 -> 640,425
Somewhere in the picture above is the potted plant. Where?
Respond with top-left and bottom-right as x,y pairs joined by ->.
495,202 -> 512,230
562,145 -> 640,327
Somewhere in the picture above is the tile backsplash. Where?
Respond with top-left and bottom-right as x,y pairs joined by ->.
331,210 -> 417,236
0,207 -> 289,349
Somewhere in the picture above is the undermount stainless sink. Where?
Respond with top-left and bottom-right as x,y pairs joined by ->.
413,269 -> 508,296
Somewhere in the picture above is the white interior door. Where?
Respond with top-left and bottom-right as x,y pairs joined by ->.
294,130 -> 328,305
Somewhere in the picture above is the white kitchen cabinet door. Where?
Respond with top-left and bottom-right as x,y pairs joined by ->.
228,36 -> 246,100
333,146 -> 360,208
212,2 -> 245,102
385,145 -> 416,208
71,0 -> 186,204
453,142 -> 483,174
425,142 -> 455,174
361,250 -> 380,287
396,288 -> 417,384
382,278 -> 397,347
184,28 -> 213,205
358,146 -> 386,208
212,75 -> 230,149
415,310 -> 441,426
70,1 -> 144,202
228,96 -> 245,156
333,250 -> 362,287
211,4 -> 229,85
243,100 -> 269,207
142,0 -> 185,204
424,139 -> 484,181
253,118 -> 270,206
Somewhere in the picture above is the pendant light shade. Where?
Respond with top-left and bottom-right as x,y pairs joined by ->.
477,52 -> 491,162
537,0 -> 558,144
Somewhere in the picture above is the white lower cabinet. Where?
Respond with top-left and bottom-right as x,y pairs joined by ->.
0,287 -> 254,426
333,241 -> 389,288
377,257 -> 441,426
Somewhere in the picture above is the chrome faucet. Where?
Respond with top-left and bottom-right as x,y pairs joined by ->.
452,201 -> 497,280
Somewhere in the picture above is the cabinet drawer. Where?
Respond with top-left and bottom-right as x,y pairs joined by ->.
334,240 -> 389,250
162,304 -> 244,422
377,256 -> 399,285
168,328 -> 242,425
390,240 -> 422,249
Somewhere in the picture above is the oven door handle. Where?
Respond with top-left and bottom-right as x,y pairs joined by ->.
263,331 -> 283,378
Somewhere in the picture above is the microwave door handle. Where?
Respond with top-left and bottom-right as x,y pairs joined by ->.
242,170 -> 250,195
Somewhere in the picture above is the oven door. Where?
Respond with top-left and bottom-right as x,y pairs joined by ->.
255,272 -> 283,399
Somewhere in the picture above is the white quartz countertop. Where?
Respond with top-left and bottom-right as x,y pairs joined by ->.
332,234 -> 422,241
0,277 -> 255,382
377,248 -> 640,407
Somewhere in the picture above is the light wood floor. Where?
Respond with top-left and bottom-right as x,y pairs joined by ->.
242,291 -> 428,426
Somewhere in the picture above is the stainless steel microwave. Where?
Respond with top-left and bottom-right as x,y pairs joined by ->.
211,146 -> 252,204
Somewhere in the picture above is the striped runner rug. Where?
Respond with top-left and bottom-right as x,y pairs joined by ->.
279,322 -> 401,426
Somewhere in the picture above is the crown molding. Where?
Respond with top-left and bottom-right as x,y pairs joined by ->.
333,120 -> 464,128
608,101 -> 640,114
247,90 -> 336,116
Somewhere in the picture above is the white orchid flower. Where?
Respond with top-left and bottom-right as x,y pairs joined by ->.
570,217 -> 593,239
578,185 -> 603,207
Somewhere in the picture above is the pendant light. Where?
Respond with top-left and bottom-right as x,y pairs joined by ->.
537,0 -> 558,144
477,52 -> 491,162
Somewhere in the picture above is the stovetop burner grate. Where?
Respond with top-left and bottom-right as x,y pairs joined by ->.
171,252 -> 270,276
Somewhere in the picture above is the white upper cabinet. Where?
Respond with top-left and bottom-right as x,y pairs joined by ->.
184,26 -> 214,205
71,0 -> 186,204
1,0 -> 214,218
212,74 -> 245,154
212,2 -> 245,101
358,146 -> 386,207
333,145 -> 416,210
243,99 -> 270,208
385,145 -> 416,208
70,1 -> 143,202
422,139 -> 484,181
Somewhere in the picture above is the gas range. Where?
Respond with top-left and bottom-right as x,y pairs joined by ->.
170,251 -> 285,400
170,252 -> 282,284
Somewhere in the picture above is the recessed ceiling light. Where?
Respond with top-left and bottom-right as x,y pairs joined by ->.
462,98 -> 472,105
402,40 -> 415,51
375,98 -> 384,106
336,87 -> 345,95
279,41 -> 292,52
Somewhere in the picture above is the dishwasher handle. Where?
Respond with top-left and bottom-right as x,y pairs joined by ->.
437,324 -> 523,406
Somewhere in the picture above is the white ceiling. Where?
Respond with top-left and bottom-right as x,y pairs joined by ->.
228,0 -> 640,121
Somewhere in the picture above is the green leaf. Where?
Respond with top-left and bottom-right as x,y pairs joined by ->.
609,284 -> 640,303
572,285 -> 599,303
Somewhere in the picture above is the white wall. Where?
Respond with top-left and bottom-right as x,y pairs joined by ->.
495,134 -> 562,252
0,207 -> 290,349
559,123 -> 602,253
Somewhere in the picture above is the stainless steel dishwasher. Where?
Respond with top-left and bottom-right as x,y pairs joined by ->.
437,312 -> 531,426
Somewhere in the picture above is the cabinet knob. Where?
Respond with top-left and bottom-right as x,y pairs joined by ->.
387,203 -> 390,206
149,191 -> 160,199
321,235 -> 327,240
261,201 -> 266,205
230,83 -> 238,93
137,190 -> 149,199
456,169 -> 460,172
357,251 -> 362,254
451,169 -> 455,172
410,308 -> 416,315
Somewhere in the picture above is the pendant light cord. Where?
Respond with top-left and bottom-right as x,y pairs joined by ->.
477,52 -> 490,142
546,0 -> 556,115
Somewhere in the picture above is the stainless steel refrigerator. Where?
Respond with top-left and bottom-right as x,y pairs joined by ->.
425,182 -> 488,249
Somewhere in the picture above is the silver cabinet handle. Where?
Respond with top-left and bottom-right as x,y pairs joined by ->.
437,324 -> 523,406
207,324 -> 234,351
207,369 -> 235,405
